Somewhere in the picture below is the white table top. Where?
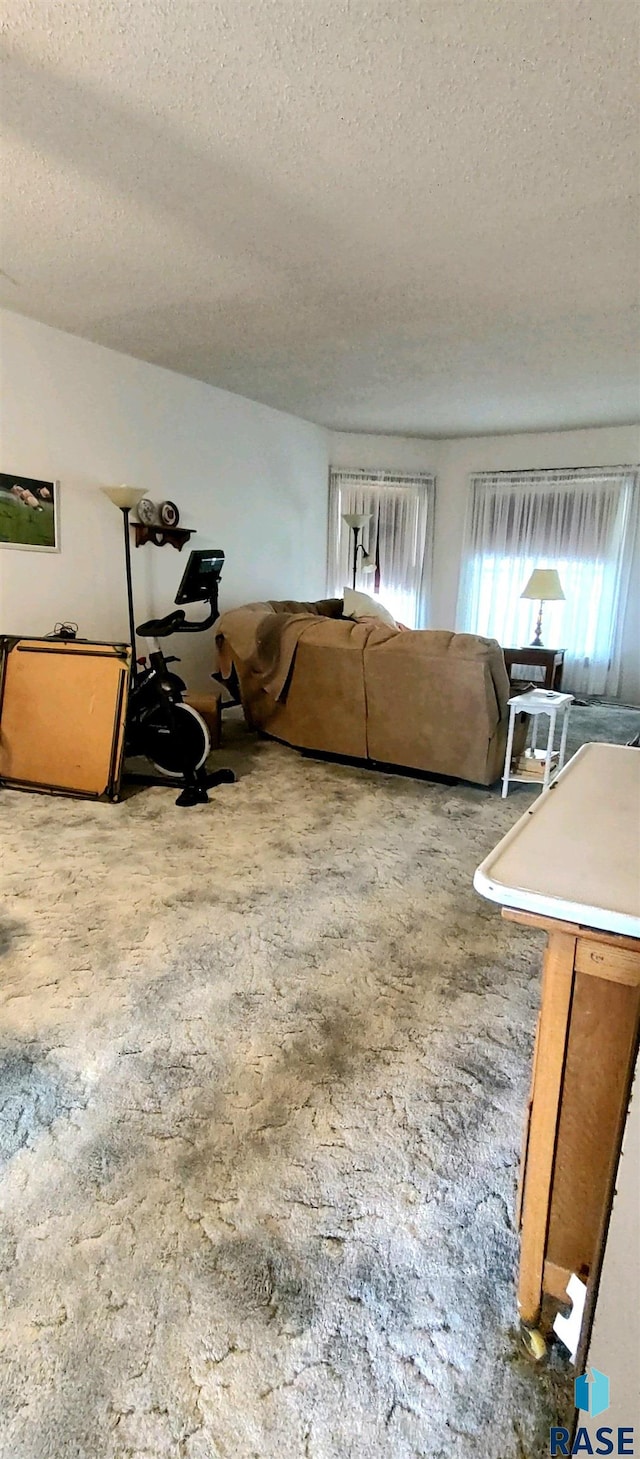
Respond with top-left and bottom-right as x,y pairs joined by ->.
507,688 -> 573,711
474,743 -> 640,938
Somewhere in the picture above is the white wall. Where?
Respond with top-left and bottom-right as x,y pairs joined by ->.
328,432 -> 442,477
0,311 -> 329,689
330,425 -> 640,704
2,313 -> 637,703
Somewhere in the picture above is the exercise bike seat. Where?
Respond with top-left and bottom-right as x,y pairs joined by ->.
137,608 -> 186,637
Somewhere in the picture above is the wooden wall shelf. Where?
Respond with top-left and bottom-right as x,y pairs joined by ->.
132,524 -> 194,551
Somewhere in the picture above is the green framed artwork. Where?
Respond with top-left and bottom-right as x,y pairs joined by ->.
0,474 -> 60,551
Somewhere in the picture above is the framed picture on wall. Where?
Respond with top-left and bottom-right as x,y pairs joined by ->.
0,474 -> 60,551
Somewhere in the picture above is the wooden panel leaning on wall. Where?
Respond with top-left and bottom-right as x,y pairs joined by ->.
0,636 -> 131,799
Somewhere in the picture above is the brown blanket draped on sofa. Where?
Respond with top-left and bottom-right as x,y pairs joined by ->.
214,599 -> 522,785
215,601 -> 391,707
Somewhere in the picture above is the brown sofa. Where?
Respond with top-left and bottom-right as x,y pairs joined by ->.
216,598 -> 521,786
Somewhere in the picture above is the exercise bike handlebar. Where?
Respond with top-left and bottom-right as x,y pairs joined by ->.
136,599 -> 219,640
172,600 -> 219,633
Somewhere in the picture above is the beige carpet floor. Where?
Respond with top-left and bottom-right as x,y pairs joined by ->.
1,705 -> 638,1459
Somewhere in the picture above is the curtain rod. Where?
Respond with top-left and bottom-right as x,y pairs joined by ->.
469,464 -> 637,477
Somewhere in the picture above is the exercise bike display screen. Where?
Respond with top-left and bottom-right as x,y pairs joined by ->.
175,549 -> 225,605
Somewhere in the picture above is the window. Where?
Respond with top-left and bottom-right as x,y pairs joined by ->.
456,468 -> 638,696
327,470 -> 435,628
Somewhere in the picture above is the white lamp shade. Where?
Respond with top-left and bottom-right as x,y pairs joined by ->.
101,484 -> 145,510
520,568 -> 565,602
342,512 -> 371,530
361,553 -> 376,575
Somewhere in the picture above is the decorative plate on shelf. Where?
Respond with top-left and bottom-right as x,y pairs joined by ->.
159,500 -> 180,528
136,498 -> 158,525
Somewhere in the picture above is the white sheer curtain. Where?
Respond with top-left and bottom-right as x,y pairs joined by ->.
456,468 -> 638,696
327,470 -> 435,627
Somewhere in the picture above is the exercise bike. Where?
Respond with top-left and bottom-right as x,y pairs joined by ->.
126,548 -> 235,806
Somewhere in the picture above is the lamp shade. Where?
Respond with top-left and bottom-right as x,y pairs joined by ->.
361,552 -> 376,575
520,568 -> 565,602
101,485 -> 145,510
342,512 -> 371,530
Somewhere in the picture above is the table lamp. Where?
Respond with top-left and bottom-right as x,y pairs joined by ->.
520,568 -> 565,647
342,512 -> 376,590
101,485 -> 145,679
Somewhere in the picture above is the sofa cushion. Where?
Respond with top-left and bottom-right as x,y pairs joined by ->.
343,587 -> 397,626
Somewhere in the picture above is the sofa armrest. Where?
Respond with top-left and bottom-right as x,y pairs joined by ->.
483,640 -> 511,721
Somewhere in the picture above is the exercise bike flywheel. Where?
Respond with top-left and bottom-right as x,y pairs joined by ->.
144,701 -> 210,778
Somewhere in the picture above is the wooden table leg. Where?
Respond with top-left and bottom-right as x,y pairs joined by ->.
518,930 -> 576,1327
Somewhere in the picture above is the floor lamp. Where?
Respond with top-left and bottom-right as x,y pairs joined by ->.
101,485 -> 145,680
342,512 -> 375,590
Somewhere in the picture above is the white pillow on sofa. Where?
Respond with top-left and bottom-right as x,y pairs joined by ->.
342,587 -> 397,627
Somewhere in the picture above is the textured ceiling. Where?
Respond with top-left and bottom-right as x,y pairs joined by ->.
1,0 -> 639,436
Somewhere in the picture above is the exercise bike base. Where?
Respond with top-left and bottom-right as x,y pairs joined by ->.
125,765 -> 236,806
175,768 -> 236,806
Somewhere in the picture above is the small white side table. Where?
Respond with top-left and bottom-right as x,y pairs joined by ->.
502,689 -> 573,799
